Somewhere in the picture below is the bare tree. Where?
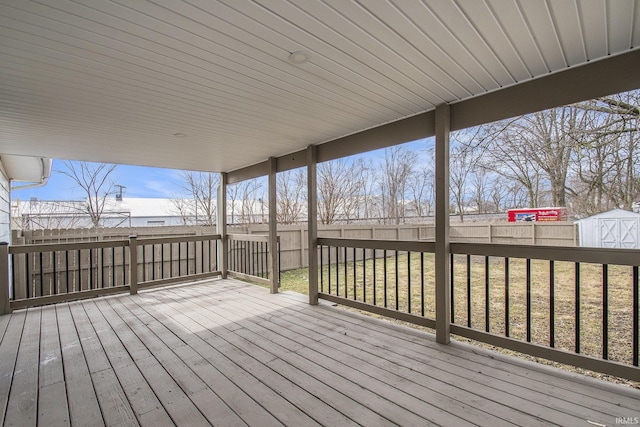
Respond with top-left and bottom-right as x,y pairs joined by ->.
570,91 -> 640,214
59,161 -> 117,227
317,158 -> 365,224
276,169 -> 306,225
172,171 -> 219,226
240,178 -> 264,225
378,146 -> 415,224
407,154 -> 435,219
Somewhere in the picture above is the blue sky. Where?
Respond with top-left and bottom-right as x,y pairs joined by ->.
11,138 -> 433,202
12,160 -> 185,201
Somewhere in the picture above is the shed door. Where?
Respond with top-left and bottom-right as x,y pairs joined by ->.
599,219 -> 619,248
599,218 -> 639,248
619,219 -> 639,249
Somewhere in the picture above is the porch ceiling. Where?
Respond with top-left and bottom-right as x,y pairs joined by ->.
1,1 -> 639,173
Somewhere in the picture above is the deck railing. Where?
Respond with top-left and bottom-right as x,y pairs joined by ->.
227,233 -> 280,287
317,237 -> 640,381
0,234 -> 222,310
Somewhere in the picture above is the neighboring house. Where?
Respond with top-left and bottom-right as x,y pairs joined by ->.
0,155 -> 52,242
576,208 -> 640,248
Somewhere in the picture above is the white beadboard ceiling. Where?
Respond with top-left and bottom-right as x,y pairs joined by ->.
1,0 -> 639,173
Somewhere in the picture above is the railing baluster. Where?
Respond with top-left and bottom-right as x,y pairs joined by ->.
526,258 -> 531,343
327,245 -> 331,294
421,252 -> 425,318
373,250 -> 377,306
161,243 -> 165,279
466,254 -> 471,328
39,251 -> 43,296
633,265 -> 638,367
77,249 -> 82,292
112,246 -> 116,284
383,249 -> 388,308
52,251 -> 57,295
335,246 -> 339,296
353,247 -> 357,301
142,245 -> 146,282
150,243 -> 155,279
89,248 -> 93,290
505,257 -> 510,337
550,260 -> 555,348
362,248 -> 366,303
485,256 -> 490,333
395,250 -> 399,311
65,250 -> 69,293
450,253 -> 454,323
320,245 -> 324,293
170,243 -> 174,278
101,247 -> 105,288
25,252 -> 30,299
343,246 -> 348,299
407,251 -> 411,314
603,264 -> 609,360
575,262 -> 581,353
178,242 -> 182,276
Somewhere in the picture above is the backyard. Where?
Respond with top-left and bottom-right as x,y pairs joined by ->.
278,252 -> 639,388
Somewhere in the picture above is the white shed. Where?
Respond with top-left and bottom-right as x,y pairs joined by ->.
576,209 -> 640,248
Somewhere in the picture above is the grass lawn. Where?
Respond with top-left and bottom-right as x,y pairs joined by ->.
279,251 -> 639,388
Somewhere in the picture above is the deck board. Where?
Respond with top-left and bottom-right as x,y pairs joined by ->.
0,278 -> 638,427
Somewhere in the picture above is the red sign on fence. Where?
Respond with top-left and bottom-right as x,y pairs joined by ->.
507,207 -> 567,222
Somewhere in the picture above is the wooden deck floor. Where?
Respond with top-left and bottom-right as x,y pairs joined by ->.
0,279 -> 638,427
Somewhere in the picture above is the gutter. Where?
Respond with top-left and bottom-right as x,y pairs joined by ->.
10,158 -> 52,190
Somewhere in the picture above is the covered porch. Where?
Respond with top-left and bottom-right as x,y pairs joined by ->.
2,1 -> 640,425
2,278 -> 637,426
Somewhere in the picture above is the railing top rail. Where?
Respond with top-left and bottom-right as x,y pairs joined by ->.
318,237 -> 436,252
137,234 -> 221,245
228,233 -> 270,243
9,239 -> 129,254
451,242 -> 640,266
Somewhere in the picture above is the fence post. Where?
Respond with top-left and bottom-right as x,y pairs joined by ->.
129,235 -> 138,295
0,242 -> 10,315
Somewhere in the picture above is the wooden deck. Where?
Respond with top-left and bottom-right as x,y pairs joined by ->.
0,279 -> 638,427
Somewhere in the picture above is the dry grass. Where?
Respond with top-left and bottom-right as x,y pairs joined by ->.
280,252 -> 640,389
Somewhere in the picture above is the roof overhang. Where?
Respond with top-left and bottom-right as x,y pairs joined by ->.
1,1 -> 639,174
1,154 -> 52,186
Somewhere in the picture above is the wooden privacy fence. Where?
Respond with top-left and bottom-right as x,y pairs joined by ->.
15,222 -> 578,273
243,222 -> 578,272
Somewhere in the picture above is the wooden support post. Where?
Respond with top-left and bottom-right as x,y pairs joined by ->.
268,157 -> 278,294
218,172 -> 228,278
307,145 -> 318,305
435,104 -> 451,344
0,242 -> 11,315
129,235 -> 138,295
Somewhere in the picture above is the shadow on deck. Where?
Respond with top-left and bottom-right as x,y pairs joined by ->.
0,278 -> 638,426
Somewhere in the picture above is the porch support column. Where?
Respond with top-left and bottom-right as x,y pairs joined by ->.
435,104 -> 451,344
217,172 -> 228,279
307,145 -> 318,305
268,157 -> 278,294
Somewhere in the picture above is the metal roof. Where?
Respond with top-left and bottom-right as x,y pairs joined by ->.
1,0 -> 639,173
